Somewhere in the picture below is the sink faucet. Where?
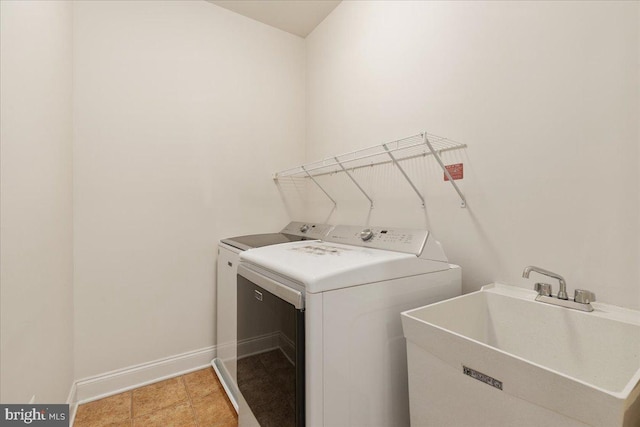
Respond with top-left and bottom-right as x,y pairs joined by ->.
522,266 -> 568,300
522,265 -> 596,312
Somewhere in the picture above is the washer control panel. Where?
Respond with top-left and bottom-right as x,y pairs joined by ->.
281,222 -> 333,239
325,225 -> 429,255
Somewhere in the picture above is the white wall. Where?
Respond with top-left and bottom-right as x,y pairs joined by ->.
2,0 -> 636,399
305,1 -> 640,308
73,1 -> 305,379
0,1 -> 74,403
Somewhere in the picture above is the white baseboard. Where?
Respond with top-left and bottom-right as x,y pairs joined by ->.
74,345 -> 216,405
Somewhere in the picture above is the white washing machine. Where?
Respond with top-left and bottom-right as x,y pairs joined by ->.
236,225 -> 462,427
213,221 -> 333,411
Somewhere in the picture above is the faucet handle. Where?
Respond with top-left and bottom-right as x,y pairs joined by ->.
574,289 -> 596,304
534,282 -> 552,297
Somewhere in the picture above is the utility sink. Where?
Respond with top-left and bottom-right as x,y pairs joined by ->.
401,284 -> 640,427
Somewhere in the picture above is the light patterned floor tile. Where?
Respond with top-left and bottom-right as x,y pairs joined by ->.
132,377 -> 188,417
191,390 -> 237,427
132,401 -> 196,427
74,392 -> 131,427
183,367 -> 222,399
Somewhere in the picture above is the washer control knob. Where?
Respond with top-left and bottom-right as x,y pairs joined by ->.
299,224 -> 309,233
360,228 -> 374,241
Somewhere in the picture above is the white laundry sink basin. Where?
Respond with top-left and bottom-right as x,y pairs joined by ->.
401,283 -> 640,427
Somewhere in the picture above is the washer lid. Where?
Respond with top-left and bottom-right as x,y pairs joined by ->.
221,233 -> 303,251
220,221 -> 333,251
239,240 -> 452,294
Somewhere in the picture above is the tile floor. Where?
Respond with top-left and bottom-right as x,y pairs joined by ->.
73,367 -> 237,427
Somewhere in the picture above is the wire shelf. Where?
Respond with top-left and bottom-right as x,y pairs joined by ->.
274,132 -> 467,208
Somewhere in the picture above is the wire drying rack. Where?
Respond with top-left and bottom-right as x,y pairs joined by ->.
274,132 -> 467,208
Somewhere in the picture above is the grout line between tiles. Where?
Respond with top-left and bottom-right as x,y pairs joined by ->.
182,375 -> 200,427
135,377 -> 191,419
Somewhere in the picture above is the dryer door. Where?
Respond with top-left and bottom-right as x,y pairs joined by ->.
237,265 -> 305,427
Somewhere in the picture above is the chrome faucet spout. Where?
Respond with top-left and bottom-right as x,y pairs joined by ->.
522,266 -> 568,300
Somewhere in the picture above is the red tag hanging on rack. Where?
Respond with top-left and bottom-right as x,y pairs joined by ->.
444,163 -> 463,181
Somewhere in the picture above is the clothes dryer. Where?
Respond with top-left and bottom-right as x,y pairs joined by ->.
213,222 -> 332,411
237,225 -> 461,427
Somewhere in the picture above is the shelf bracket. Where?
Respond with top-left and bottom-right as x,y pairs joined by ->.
423,133 -> 467,208
382,143 -> 426,208
302,165 -> 337,208
335,157 -> 374,209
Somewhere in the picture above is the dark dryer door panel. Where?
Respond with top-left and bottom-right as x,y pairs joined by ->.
237,266 -> 305,427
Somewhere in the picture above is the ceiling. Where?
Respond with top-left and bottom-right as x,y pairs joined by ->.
209,1 -> 341,38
